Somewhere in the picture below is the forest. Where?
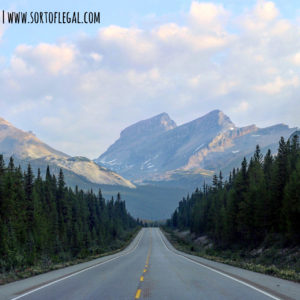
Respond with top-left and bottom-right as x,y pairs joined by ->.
168,134 -> 300,247
0,156 -> 138,272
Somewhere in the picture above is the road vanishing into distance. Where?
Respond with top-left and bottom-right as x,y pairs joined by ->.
1,228 -> 299,300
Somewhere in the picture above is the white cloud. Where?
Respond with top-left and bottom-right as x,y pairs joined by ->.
10,55 -> 35,76
90,52 -> 103,62
0,1 -> 299,157
270,19 -> 291,36
254,1 -> 278,21
233,101 -> 250,113
189,2 -> 228,32
155,23 -> 229,52
98,25 -> 157,65
241,0 -> 279,32
256,76 -> 299,94
292,52 -> 300,65
15,43 -> 76,75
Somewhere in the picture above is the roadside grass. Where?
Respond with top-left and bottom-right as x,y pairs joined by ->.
0,228 -> 140,285
162,227 -> 300,282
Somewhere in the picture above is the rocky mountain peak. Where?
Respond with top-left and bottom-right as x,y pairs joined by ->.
120,112 -> 177,139
96,110 -> 296,182
177,110 -> 235,137
0,116 -> 135,188
0,117 -> 14,128
199,109 -> 235,129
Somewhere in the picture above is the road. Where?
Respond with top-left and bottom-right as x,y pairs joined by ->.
0,228 -> 299,300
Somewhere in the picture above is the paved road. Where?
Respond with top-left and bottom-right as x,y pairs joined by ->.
1,228 -> 299,300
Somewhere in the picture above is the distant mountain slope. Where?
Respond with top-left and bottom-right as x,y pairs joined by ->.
96,110 -> 230,179
95,112 -> 177,179
95,110 -> 296,184
0,117 -> 67,159
0,117 -> 135,188
199,123 -> 296,175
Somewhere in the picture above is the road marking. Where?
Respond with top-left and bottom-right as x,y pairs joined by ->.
158,229 -> 282,300
135,289 -> 141,299
134,228 -> 152,300
11,229 -> 145,300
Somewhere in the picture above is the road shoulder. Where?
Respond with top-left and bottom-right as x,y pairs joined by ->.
0,229 -> 143,300
160,228 -> 300,300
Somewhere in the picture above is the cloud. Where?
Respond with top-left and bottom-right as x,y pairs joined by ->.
189,2 -> 228,32
90,52 -> 103,62
241,0 -> 279,31
292,52 -> 300,65
254,1 -> 278,21
0,1 -> 299,158
233,101 -> 250,113
97,25 -> 157,66
15,43 -> 76,75
255,76 -> 299,94
270,19 -> 291,36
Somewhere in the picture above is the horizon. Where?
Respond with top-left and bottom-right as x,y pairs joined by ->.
1,0 -> 300,158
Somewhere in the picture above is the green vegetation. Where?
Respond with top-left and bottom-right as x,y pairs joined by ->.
0,156 -> 139,282
166,135 -> 300,280
0,227 -> 139,285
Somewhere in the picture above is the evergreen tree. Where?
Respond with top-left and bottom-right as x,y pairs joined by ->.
168,136 -> 300,248
283,159 -> 300,242
0,161 -> 138,271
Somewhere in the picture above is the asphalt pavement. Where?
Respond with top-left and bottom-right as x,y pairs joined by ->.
0,228 -> 299,300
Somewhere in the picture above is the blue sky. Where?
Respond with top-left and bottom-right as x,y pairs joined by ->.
1,1 -> 300,158
2,0 -> 299,55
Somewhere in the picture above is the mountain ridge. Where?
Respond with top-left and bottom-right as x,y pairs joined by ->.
96,110 -> 296,186
0,117 -> 135,189
120,112 -> 177,138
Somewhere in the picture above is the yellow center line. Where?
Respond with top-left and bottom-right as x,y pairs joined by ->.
134,229 -> 152,299
135,289 -> 141,299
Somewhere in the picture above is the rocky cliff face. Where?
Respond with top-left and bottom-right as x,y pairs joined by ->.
0,117 -> 135,188
96,110 -> 296,183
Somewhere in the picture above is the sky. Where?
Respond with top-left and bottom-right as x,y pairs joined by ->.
0,0 -> 300,158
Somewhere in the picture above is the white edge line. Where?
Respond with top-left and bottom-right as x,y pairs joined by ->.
11,229 -> 144,300
157,229 -> 282,300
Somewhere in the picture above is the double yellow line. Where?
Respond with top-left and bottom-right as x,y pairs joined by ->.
135,229 -> 152,299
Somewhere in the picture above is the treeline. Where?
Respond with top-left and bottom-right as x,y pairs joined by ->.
0,156 -> 138,271
168,135 -> 300,247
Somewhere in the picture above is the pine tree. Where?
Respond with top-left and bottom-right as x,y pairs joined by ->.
0,160 -> 138,271
25,164 -> 34,230
283,159 -> 300,242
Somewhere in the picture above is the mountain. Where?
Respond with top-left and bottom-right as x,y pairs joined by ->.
96,110 -> 226,179
95,112 -> 177,179
289,130 -> 300,141
0,117 -> 135,189
96,110 -> 296,186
